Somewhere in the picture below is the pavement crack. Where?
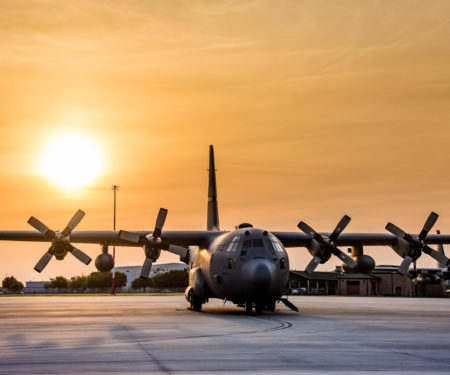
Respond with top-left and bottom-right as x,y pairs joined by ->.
119,323 -> 173,375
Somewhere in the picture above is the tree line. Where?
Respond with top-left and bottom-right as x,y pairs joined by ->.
2,269 -> 189,293
45,271 -> 127,292
132,270 -> 188,291
1,276 -> 24,291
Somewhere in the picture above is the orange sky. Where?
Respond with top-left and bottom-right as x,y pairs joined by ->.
1,0 -> 450,283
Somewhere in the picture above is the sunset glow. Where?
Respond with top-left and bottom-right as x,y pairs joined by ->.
1,0 -> 450,282
39,132 -> 103,190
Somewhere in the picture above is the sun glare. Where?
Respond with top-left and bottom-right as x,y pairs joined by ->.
39,132 -> 104,190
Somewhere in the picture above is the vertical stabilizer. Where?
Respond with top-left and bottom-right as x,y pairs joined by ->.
436,230 -> 446,268
207,145 -> 220,231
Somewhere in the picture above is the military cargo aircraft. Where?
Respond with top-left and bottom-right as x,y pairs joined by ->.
1,146 -> 449,314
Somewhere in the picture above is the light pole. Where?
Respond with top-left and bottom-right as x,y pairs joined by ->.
110,185 -> 120,294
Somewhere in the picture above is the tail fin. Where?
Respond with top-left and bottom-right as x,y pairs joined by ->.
436,230 -> 446,268
207,145 -> 220,231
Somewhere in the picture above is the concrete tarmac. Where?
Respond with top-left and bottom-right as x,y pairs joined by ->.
0,295 -> 449,374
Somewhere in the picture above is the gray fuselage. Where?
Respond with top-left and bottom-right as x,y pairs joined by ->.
190,225 -> 290,305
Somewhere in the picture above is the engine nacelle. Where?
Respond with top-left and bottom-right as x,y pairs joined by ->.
189,267 -> 208,297
342,254 -> 375,274
95,253 -> 114,272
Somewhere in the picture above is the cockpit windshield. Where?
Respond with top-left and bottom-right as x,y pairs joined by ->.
225,233 -> 284,256
226,235 -> 241,252
268,234 -> 285,254
243,239 -> 264,249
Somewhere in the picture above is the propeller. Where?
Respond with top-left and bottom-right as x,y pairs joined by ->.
386,212 -> 450,276
28,210 -> 91,272
298,215 -> 357,273
119,208 -> 188,279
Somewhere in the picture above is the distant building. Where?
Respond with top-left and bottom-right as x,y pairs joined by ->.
289,271 -> 379,296
290,265 -> 448,297
372,265 -> 448,297
25,281 -> 54,294
113,262 -> 188,292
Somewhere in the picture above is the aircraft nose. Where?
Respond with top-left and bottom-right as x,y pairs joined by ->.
243,259 -> 276,292
253,262 -> 271,288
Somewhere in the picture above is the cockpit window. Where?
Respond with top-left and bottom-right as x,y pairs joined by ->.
242,239 -> 252,249
269,234 -> 285,253
264,238 -> 276,255
240,238 -> 267,256
253,239 -> 264,248
226,235 -> 241,252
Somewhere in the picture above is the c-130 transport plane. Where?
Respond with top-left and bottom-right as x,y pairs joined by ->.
1,145 -> 450,314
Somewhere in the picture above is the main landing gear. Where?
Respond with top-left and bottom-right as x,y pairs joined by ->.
191,295 -> 203,312
186,287 -> 205,312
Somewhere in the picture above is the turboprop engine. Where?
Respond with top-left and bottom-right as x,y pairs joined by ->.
342,254 -> 375,274
95,244 -> 114,272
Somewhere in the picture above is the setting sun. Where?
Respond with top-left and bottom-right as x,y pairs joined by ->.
39,132 -> 104,190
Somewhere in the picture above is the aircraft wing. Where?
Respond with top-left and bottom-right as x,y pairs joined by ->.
273,232 -> 450,247
4,230 -> 450,248
272,232 -> 450,247
0,230 -> 222,248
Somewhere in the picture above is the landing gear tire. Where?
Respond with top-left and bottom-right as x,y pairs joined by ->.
255,301 -> 264,315
265,301 -> 276,312
187,287 -> 203,312
191,300 -> 202,312
244,301 -> 253,315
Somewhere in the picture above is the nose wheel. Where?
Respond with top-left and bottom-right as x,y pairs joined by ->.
244,301 -> 253,315
244,300 -> 267,315
265,300 -> 276,312
255,301 -> 264,315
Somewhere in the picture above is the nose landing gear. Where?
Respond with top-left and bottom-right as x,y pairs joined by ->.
244,300 -> 275,315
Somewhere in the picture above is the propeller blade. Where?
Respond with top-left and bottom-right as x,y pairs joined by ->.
34,250 -> 53,272
28,217 -> 55,238
305,256 -> 321,273
332,247 -> 357,269
69,246 -> 92,265
298,222 -> 324,245
398,255 -> 414,276
62,210 -> 85,237
418,212 -> 439,240
423,245 -> 449,266
386,223 -> 408,240
280,298 -> 299,312
329,215 -> 351,242
119,230 -> 141,243
166,244 -> 188,258
140,257 -> 153,279
153,208 -> 168,238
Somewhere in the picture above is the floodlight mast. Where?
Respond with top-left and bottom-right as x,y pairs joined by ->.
110,185 -> 120,294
